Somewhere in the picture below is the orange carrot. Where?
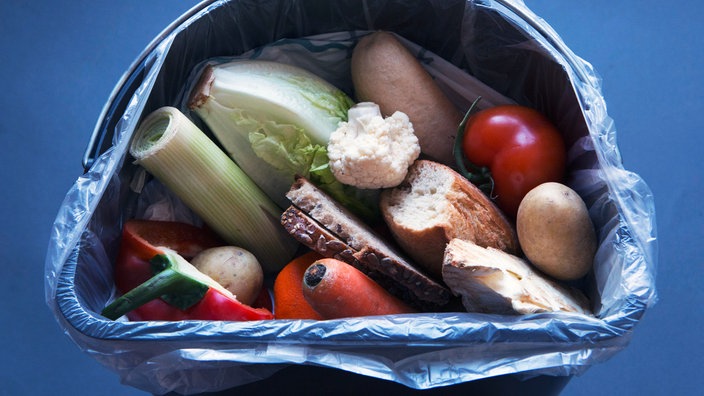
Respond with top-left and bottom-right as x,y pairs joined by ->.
273,251 -> 324,320
302,258 -> 417,319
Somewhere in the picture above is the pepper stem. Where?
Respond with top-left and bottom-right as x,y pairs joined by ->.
101,253 -> 208,320
453,97 -> 495,196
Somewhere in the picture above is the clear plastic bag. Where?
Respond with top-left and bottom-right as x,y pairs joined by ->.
45,1 -> 657,394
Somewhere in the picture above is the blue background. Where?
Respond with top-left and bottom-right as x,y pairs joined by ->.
1,1 -> 701,394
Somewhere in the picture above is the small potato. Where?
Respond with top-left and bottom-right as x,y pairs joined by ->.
191,246 -> 263,305
516,182 -> 597,281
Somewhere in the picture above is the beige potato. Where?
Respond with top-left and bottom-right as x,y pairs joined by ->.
191,246 -> 264,305
516,182 -> 597,281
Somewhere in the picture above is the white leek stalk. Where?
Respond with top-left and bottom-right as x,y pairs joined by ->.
130,106 -> 297,273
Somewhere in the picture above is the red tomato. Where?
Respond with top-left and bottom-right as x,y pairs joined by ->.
461,105 -> 566,219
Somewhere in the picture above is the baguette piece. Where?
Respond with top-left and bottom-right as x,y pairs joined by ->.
282,177 -> 451,310
380,160 -> 519,280
442,238 -> 590,315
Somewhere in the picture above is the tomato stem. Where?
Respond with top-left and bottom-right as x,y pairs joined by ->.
453,97 -> 495,196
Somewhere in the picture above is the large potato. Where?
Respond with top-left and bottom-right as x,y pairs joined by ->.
191,246 -> 264,305
516,182 -> 597,280
350,31 -> 462,165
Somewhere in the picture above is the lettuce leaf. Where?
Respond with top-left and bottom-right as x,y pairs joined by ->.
189,60 -> 378,220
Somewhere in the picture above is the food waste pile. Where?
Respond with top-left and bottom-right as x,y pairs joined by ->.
102,31 -> 598,323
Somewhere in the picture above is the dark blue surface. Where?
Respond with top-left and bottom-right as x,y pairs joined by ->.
1,1 -> 701,395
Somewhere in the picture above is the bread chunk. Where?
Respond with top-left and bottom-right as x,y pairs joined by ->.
442,238 -> 590,315
380,160 -> 519,279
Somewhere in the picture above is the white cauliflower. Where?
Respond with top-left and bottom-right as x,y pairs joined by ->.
328,102 -> 420,189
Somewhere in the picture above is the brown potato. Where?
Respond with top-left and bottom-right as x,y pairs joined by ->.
350,31 -> 462,165
191,246 -> 264,305
516,182 -> 597,281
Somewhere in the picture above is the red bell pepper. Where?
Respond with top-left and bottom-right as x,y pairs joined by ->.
103,219 -> 273,321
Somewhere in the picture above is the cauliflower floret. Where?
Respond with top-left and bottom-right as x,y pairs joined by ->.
328,102 -> 421,189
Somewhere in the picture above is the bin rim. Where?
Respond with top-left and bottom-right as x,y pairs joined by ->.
81,0 -> 592,171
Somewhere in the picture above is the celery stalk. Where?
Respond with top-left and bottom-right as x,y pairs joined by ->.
130,106 -> 297,273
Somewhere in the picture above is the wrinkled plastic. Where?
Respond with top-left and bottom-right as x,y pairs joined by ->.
45,0 -> 657,394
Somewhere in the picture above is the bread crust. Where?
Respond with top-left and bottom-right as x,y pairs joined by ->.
380,160 -> 519,279
282,177 -> 451,309
442,238 -> 590,315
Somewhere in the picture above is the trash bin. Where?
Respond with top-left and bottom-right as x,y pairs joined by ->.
45,1 -> 657,395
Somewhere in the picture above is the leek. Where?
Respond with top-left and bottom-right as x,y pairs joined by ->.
130,106 -> 297,273
188,60 -> 378,220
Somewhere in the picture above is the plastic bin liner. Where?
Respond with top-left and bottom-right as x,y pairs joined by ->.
45,0 -> 657,394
